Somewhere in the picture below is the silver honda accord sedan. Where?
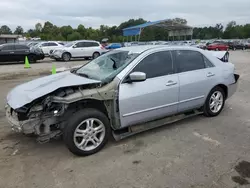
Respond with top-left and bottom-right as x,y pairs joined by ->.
5,45 -> 239,156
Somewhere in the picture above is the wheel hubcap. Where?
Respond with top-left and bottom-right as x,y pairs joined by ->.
64,54 -> 70,61
209,91 -> 223,113
74,118 -> 105,151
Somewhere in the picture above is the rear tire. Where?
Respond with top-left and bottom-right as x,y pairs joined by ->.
28,54 -> 36,63
62,52 -> 71,62
203,86 -> 225,117
63,108 -> 111,156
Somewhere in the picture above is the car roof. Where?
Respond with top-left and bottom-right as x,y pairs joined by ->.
74,40 -> 99,43
117,45 -> 203,54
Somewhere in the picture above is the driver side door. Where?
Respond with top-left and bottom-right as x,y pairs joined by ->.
118,50 -> 179,128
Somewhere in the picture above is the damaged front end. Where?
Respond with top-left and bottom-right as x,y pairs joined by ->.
5,87 -> 78,143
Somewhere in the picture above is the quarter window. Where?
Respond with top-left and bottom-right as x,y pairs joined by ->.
174,50 -> 205,73
132,51 -> 173,79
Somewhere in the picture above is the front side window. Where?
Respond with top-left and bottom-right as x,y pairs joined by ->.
132,51 -> 173,79
75,42 -> 85,48
41,43 -> 48,47
48,42 -> 58,46
174,50 -> 205,73
75,50 -> 140,83
15,45 -> 29,50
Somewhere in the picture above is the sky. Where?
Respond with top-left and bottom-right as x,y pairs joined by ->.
0,0 -> 250,30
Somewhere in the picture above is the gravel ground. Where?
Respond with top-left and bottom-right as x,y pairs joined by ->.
0,51 -> 250,188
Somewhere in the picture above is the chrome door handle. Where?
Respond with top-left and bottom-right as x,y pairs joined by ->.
207,72 -> 215,77
166,80 -> 177,86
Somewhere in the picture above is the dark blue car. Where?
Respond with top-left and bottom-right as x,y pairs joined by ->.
105,43 -> 122,50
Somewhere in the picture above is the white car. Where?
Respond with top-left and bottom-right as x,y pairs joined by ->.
50,40 -> 108,61
35,41 -> 64,55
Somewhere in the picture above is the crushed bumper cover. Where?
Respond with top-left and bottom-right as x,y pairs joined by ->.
5,105 -> 39,134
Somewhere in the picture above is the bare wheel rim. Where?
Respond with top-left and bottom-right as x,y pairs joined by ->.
209,91 -> 223,113
73,118 -> 105,151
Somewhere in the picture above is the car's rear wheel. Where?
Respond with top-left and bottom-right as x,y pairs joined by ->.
63,108 -> 111,156
92,52 -> 100,59
203,86 -> 225,117
62,52 -> 71,61
28,54 -> 36,63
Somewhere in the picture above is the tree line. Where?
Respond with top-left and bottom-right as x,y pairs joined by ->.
0,18 -> 249,42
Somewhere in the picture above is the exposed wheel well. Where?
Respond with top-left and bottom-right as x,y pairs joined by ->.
67,99 -> 109,118
216,84 -> 228,99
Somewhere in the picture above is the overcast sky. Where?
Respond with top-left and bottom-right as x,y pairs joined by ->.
0,0 -> 250,30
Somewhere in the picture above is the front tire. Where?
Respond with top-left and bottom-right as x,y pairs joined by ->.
62,52 -> 71,61
63,108 -> 111,156
203,86 -> 225,117
92,52 -> 100,59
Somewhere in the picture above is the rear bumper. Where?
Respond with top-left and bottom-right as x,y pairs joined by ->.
228,74 -> 240,98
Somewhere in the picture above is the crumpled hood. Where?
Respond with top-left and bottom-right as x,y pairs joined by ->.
7,71 -> 101,109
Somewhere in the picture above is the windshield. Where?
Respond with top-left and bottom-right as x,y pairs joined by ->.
64,42 -> 74,47
75,50 -> 140,82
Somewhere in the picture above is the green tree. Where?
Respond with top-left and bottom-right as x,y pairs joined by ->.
60,26 -> 74,40
14,26 -> 24,35
0,25 -> 12,34
67,32 -> 82,41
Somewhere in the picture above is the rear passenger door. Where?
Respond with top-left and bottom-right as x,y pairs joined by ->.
85,42 -> 100,57
173,50 -> 217,112
14,45 -> 30,61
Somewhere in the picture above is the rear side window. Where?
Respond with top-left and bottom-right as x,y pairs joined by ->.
133,51 -> 173,79
15,45 -> 29,50
2,45 -> 15,51
173,50 -> 205,73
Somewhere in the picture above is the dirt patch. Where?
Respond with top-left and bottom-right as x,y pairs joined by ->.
231,176 -> 249,185
235,161 -> 250,178
132,160 -> 142,165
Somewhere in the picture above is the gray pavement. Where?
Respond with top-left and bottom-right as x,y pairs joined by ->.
0,58 -> 88,79
0,51 -> 250,188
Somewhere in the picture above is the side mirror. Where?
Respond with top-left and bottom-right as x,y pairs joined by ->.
72,45 -> 77,48
128,72 -> 146,82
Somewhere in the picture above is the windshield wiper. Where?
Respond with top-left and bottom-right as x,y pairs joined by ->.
76,73 -> 89,78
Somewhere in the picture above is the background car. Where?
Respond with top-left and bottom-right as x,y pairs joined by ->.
0,43 -> 44,63
206,43 -> 229,51
50,40 -> 107,61
105,43 -> 122,50
228,41 -> 246,50
35,41 -> 64,55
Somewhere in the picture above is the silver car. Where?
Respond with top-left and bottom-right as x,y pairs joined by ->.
5,46 -> 239,156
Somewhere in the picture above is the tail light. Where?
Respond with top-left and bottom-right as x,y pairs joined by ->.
100,45 -> 105,50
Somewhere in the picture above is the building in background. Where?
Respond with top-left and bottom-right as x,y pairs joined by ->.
0,34 -> 21,44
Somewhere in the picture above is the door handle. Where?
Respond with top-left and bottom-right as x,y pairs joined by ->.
166,80 -> 177,86
9,52 -> 14,54
207,72 -> 215,77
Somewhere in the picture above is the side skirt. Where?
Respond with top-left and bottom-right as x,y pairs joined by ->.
112,110 -> 203,141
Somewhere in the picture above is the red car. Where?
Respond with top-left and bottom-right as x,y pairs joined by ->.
207,43 -> 229,51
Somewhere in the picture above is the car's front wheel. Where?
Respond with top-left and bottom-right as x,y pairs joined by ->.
63,108 -> 111,156
203,86 -> 226,117
62,52 -> 71,61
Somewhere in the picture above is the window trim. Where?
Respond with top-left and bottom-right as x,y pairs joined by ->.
122,50 -> 175,83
